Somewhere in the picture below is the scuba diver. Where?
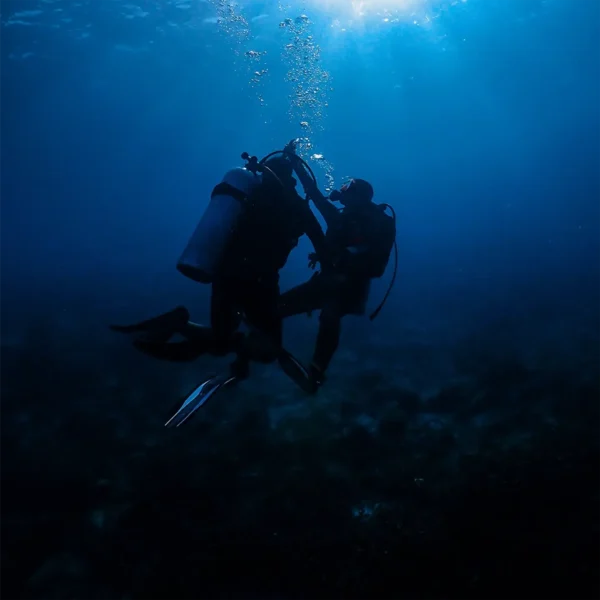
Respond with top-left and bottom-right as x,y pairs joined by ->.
111,149 -> 334,426
278,138 -> 398,393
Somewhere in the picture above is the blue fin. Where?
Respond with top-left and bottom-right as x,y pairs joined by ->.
165,374 -> 238,428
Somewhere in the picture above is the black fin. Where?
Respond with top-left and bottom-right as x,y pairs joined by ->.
277,349 -> 319,394
109,306 -> 190,340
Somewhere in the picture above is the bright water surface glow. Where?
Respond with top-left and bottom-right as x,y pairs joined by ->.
303,0 -> 467,21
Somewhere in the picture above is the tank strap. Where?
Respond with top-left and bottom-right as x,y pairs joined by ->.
211,182 -> 249,204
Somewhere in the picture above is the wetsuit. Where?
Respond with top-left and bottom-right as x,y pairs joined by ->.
279,161 -> 395,380
210,174 -> 330,373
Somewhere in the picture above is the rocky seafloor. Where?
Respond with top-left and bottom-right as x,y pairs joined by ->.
2,314 -> 599,600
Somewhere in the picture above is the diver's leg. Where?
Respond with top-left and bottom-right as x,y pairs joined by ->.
279,274 -> 326,319
278,298 -> 343,394
279,274 -> 341,393
310,276 -> 363,383
134,280 -> 245,362
210,279 -> 244,356
240,278 -> 282,365
311,300 -> 343,381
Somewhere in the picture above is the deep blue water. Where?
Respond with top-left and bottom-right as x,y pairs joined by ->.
2,0 -> 599,317
0,0 -> 600,598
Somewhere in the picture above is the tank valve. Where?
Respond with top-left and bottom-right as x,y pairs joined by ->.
241,152 -> 261,173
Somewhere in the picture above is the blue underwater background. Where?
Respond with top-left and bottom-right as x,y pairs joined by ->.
1,0 -> 599,598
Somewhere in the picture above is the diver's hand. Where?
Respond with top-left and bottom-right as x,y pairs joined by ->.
284,138 -> 298,156
308,252 -> 319,270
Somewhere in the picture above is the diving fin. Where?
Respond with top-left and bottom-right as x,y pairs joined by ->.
110,306 -> 190,343
165,374 -> 238,428
277,349 -> 320,394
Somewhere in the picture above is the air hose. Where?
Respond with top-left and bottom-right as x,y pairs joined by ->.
241,149 -> 318,190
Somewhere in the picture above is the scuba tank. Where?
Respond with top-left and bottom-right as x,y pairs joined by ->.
177,167 -> 263,284
177,149 -> 318,285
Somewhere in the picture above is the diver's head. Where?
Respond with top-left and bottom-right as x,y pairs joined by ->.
263,156 -> 297,191
330,178 -> 374,208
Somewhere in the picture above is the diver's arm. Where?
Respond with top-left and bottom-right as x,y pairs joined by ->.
302,203 -> 334,271
310,189 -> 341,228
290,159 -> 340,226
